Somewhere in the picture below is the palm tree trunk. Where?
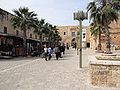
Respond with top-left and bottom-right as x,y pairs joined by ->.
102,27 -> 112,54
98,27 -> 102,50
23,30 -> 27,56
105,29 -> 111,53
40,34 -> 43,46
48,35 -> 51,46
98,31 -> 101,50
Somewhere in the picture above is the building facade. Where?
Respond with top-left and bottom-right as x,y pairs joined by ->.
0,8 -> 41,56
57,25 -> 91,48
57,19 -> 120,50
0,8 -> 120,57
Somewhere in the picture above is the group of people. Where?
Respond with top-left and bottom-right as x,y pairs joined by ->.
43,43 -> 66,61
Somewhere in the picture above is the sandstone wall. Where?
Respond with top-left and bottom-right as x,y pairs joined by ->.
0,8 -> 39,40
89,61 -> 120,87
57,25 -> 91,46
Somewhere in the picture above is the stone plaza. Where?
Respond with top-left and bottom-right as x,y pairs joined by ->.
0,48 -> 119,90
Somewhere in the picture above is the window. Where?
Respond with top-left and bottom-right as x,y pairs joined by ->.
2,15 -> 4,21
39,36 -> 41,39
16,30 -> 19,36
35,35 -> 37,39
0,11 -> 5,21
82,32 -> 86,41
72,32 -> 76,37
87,43 -> 90,48
83,33 -> 86,38
30,34 -> 32,38
64,32 -> 66,35
4,27 -> 7,34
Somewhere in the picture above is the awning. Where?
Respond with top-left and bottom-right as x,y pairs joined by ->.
27,38 -> 40,42
0,32 -> 41,42
0,32 -> 22,38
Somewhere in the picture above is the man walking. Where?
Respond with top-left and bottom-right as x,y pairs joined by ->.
44,45 -> 48,61
54,45 -> 60,60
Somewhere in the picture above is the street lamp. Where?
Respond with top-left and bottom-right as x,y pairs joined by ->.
73,11 -> 87,68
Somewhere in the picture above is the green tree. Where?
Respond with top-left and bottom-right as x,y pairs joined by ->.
87,0 -> 119,53
48,25 -> 61,45
45,24 -> 61,46
34,19 -> 45,45
11,7 -> 38,55
111,0 -> 120,13
87,2 -> 102,50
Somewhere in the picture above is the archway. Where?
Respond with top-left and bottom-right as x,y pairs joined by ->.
71,38 -> 76,48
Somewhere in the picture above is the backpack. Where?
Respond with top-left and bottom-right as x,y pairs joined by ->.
48,47 -> 52,54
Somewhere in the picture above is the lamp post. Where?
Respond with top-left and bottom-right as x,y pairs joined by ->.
73,11 -> 87,68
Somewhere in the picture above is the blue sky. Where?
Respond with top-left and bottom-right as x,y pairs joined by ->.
0,0 -> 91,26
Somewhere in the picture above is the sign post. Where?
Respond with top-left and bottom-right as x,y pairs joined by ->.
73,11 -> 87,68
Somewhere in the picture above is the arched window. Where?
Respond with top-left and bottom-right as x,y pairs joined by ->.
30,34 -> 32,38
16,30 -> 19,36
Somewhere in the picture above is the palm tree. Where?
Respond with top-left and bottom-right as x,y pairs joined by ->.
42,23 -> 51,40
87,0 -> 119,53
11,7 -> 38,56
34,19 -> 45,45
44,24 -> 57,46
112,0 -> 120,12
48,25 -> 61,45
87,2 -> 102,50
95,0 -> 119,53
101,4 -> 119,53
90,23 -> 100,50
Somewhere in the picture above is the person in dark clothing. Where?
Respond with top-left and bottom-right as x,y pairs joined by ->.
54,45 -> 60,60
59,43 -> 65,56
63,43 -> 65,54
66,43 -> 69,50
59,45 -> 63,58
74,42 -> 77,50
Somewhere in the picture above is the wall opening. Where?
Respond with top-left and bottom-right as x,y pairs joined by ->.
87,42 -> 90,48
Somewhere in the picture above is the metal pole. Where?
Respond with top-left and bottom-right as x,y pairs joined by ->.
79,20 -> 82,68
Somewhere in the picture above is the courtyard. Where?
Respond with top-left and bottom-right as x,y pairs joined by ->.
0,48 -> 119,90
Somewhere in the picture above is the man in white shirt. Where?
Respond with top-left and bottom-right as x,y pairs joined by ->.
44,45 -> 48,61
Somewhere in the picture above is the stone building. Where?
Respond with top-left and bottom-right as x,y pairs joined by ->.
57,19 -> 120,50
0,8 -> 41,56
0,7 -> 120,57
57,25 -> 91,48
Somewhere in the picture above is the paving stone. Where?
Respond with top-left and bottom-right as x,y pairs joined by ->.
0,48 -> 119,90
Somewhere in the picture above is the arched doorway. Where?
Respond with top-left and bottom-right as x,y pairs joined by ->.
71,38 -> 76,48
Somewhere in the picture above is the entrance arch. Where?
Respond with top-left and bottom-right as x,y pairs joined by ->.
71,38 -> 76,48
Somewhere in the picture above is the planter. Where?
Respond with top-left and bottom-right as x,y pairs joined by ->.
96,54 -> 120,61
89,55 -> 120,88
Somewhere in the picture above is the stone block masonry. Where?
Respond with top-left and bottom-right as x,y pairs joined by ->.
89,62 -> 120,87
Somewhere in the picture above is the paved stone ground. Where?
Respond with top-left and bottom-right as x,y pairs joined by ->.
0,48 -> 119,90
0,57 -> 40,71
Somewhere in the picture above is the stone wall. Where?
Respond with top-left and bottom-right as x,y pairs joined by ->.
57,26 -> 90,46
0,8 -> 39,40
89,60 -> 120,87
